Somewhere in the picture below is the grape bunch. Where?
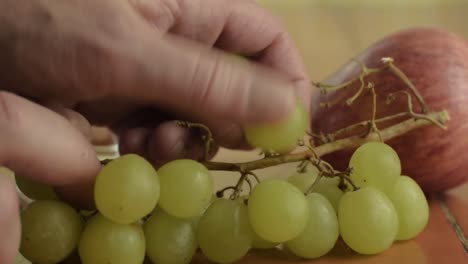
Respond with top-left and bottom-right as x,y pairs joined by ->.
14,103 -> 430,264
16,144 -> 429,264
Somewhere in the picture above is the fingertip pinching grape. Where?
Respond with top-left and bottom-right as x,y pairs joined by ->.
244,103 -> 309,153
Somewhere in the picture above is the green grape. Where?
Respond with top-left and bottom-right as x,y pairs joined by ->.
285,193 -> 339,259
157,159 -> 213,218
248,179 -> 309,243
313,178 -> 344,213
244,103 -> 309,153
20,200 -> 82,264
339,187 -> 398,255
94,154 -> 160,224
349,142 -> 401,193
388,176 -> 429,240
287,167 -> 319,193
78,213 -> 145,264
197,198 -> 254,264
144,209 -> 197,264
287,169 -> 343,211
319,176 -> 341,186
191,194 -> 216,229
0,166 -> 14,181
252,232 -> 278,249
16,176 -> 58,200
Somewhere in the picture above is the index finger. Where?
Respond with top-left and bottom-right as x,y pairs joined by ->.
215,0 -> 309,81
215,0 -> 311,109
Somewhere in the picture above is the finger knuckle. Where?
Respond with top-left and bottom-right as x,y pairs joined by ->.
189,53 -> 252,118
190,53 -> 221,109
63,27 -> 140,100
133,0 -> 181,31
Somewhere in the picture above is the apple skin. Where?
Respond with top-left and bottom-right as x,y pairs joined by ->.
310,27 -> 468,193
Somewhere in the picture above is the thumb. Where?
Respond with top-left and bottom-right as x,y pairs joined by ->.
0,92 -> 100,186
115,32 -> 301,125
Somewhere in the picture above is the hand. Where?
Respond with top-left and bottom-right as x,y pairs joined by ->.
0,0 -> 310,262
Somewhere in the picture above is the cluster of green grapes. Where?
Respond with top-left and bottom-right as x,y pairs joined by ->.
238,141 -> 429,260
16,139 -> 429,264
14,102 -> 430,264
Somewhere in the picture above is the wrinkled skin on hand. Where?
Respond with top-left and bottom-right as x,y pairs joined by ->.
0,0 -> 310,262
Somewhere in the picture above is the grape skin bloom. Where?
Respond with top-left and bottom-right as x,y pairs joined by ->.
248,179 -> 309,243
285,193 -> 339,259
94,154 -> 160,224
157,159 -> 214,219
349,142 -> 401,194
197,198 -> 254,264
388,176 -> 429,240
339,187 -> 398,255
78,213 -> 146,264
144,209 -> 198,264
20,200 -> 82,264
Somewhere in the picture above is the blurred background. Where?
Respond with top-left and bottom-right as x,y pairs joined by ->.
209,0 -> 468,188
256,0 -> 468,81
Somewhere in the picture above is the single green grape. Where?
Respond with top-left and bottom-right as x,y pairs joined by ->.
287,167 -> 319,193
197,198 -> 254,264
252,232 -> 278,249
349,142 -> 401,193
144,209 -> 197,264
94,154 -> 160,224
244,103 -> 309,153
312,178 -> 344,213
287,169 -> 343,213
0,166 -> 15,181
285,193 -> 339,259
388,176 -> 429,240
16,176 -> 58,200
78,213 -> 146,264
157,159 -> 213,218
248,179 -> 309,243
339,187 -> 398,255
20,200 -> 82,264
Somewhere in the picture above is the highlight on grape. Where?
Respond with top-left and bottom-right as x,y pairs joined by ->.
13,57 -> 445,264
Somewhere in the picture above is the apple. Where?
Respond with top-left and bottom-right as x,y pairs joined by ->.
310,27 -> 468,193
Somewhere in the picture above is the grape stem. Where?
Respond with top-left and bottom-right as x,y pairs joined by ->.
315,57 -> 427,113
203,110 -> 449,172
216,172 -> 259,199
305,171 -> 323,195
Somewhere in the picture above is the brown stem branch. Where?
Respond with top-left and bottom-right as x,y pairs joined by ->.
385,59 -> 428,113
305,171 -> 323,195
204,110 -> 449,172
313,58 -> 384,94
315,111 -> 412,145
